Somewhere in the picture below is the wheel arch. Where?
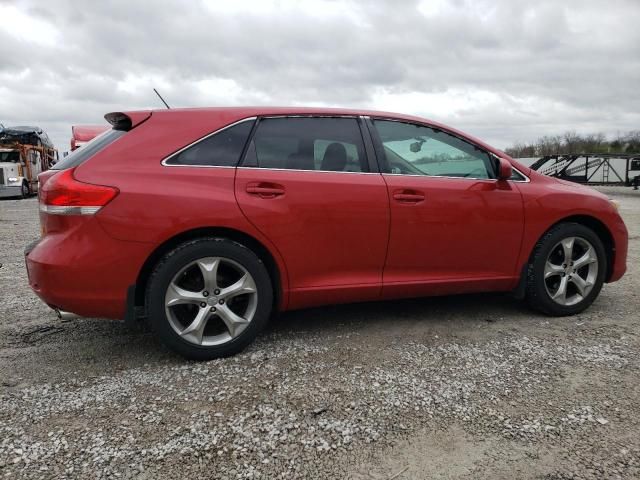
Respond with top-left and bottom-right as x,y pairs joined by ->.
534,215 -> 614,280
547,215 -> 616,282
133,227 -> 285,314
514,214 -> 615,300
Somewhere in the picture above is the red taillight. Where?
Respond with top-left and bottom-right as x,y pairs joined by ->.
39,168 -> 118,215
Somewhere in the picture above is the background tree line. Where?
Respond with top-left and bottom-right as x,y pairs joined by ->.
504,131 -> 640,158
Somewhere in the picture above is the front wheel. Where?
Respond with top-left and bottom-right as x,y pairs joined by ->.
146,238 -> 273,360
21,181 -> 30,198
525,223 -> 606,316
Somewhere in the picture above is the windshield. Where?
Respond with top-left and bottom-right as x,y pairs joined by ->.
0,151 -> 21,163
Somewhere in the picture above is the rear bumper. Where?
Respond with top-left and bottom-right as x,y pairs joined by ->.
24,218 -> 152,319
0,185 -> 21,198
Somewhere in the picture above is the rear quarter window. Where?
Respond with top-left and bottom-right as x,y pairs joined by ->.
165,119 -> 255,167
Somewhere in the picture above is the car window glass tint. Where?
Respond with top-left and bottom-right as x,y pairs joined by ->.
373,120 -> 496,179
246,117 -> 367,172
166,119 -> 254,167
53,129 -> 126,170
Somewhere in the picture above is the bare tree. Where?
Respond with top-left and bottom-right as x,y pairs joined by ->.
506,130 -> 640,157
582,133 -> 606,152
623,131 -> 640,153
563,131 -> 581,154
536,135 -> 563,156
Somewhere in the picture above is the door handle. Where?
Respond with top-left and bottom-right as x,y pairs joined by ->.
246,182 -> 285,198
392,190 -> 425,203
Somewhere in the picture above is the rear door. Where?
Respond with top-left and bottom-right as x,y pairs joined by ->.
368,118 -> 524,299
235,116 -> 390,309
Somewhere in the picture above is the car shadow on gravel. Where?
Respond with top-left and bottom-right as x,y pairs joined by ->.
267,291 -> 535,337
3,292 -> 543,387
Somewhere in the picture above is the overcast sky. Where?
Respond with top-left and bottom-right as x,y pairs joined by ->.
1,0 -> 638,152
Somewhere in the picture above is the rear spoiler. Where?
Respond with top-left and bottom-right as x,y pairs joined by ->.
104,111 -> 152,131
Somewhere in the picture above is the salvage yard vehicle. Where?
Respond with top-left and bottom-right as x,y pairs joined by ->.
0,126 -> 57,198
24,107 -> 628,360
70,125 -> 108,151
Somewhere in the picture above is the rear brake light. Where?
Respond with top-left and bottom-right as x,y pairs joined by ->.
39,168 -> 118,215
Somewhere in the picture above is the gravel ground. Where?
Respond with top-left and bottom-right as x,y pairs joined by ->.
0,186 -> 639,479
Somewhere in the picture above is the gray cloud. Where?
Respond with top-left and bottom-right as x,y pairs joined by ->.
1,0 -> 638,151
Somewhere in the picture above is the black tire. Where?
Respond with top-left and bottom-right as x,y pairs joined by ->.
525,222 -> 607,316
146,237 -> 273,360
21,182 -> 30,199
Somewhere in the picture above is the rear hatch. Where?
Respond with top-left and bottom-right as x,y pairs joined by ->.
37,111 -> 151,231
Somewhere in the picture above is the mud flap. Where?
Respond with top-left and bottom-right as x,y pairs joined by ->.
512,264 -> 529,300
123,285 -> 140,329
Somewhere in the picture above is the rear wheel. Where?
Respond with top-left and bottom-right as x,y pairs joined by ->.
526,223 -> 606,316
146,238 -> 273,360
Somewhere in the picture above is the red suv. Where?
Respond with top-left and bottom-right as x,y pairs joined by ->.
25,107 -> 628,360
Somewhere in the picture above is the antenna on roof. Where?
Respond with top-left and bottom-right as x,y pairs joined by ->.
153,88 -> 171,109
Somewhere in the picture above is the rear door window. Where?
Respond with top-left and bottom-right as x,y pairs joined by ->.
243,117 -> 368,172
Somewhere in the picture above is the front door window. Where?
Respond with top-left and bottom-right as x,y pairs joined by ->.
373,120 -> 496,179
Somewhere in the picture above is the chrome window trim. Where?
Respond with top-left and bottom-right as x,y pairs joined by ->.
161,164 -> 236,170
237,166 -> 378,175
260,114 -> 360,119
381,166 -> 530,183
236,165 -> 530,180
160,162 -> 529,179
161,117 -> 257,167
382,173 -> 497,181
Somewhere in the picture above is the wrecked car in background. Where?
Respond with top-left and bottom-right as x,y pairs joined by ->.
0,126 -> 57,198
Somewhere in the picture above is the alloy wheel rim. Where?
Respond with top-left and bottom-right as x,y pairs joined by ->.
164,257 -> 258,346
544,236 -> 598,306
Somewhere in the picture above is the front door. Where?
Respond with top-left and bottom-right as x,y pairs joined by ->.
235,116 -> 390,309
368,119 -> 524,299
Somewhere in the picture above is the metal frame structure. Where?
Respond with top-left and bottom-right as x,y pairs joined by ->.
0,142 -> 56,192
530,153 -> 640,189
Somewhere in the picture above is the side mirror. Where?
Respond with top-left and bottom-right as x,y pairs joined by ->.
497,158 -> 513,180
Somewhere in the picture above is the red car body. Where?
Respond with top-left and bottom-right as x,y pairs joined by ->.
26,107 -> 628,322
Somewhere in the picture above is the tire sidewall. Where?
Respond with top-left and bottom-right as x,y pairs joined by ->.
147,238 -> 273,360
529,224 -> 607,316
